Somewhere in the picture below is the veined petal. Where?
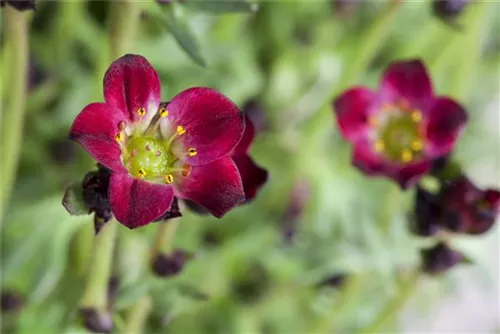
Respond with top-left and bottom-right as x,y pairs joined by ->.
109,173 -> 174,229
103,54 -> 161,132
425,97 -> 468,156
174,157 -> 245,217
69,103 -> 126,173
160,87 -> 245,166
233,154 -> 268,202
334,87 -> 376,142
233,115 -> 256,155
380,60 -> 434,111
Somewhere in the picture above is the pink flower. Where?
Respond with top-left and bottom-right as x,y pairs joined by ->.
333,59 -> 468,188
69,54 -> 245,228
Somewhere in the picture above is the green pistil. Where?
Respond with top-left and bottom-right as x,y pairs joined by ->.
124,136 -> 172,179
372,106 -> 424,163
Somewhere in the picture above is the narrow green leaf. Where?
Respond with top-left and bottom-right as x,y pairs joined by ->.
153,5 -> 207,67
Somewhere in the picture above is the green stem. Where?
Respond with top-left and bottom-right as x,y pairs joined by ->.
0,7 -> 29,218
80,221 -> 118,309
311,275 -> 367,333
80,0 -> 140,312
151,218 -> 181,260
124,295 -> 153,334
357,269 -> 420,334
108,0 -> 141,60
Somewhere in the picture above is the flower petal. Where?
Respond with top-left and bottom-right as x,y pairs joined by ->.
425,97 -> 468,156
109,173 -> 174,229
233,115 -> 255,155
333,87 -> 375,142
174,157 -> 245,217
233,154 -> 268,202
160,87 -> 245,166
380,60 -> 434,111
103,54 -> 161,132
352,143 -> 431,189
69,103 -> 126,172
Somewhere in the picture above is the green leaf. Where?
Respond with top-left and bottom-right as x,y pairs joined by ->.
62,181 -> 89,216
152,5 -> 207,67
183,1 -> 258,14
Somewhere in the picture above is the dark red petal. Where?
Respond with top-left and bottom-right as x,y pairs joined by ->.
69,103 -> 126,173
233,154 -> 268,202
333,87 -> 375,142
233,115 -> 255,155
426,97 -> 468,156
103,54 -> 161,130
109,173 -> 174,229
396,161 -> 432,189
160,87 -> 244,166
352,144 -> 430,189
380,60 -> 434,111
174,157 -> 245,217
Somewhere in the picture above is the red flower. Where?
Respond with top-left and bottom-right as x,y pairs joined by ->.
69,54 -> 245,228
333,60 -> 468,188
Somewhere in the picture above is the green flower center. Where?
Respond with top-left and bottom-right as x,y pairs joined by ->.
124,136 -> 171,179
114,107 -> 197,184
369,101 -> 425,163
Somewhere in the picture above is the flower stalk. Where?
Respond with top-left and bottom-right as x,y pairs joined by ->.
357,269 -> 420,334
80,220 -> 118,310
123,295 -> 153,334
151,218 -> 181,260
0,7 -> 29,218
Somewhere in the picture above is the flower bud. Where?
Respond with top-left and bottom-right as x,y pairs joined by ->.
421,242 -> 464,275
152,250 -> 193,278
1,290 -> 24,313
80,308 -> 113,333
0,0 -> 36,11
411,186 -> 441,237
433,0 -> 470,20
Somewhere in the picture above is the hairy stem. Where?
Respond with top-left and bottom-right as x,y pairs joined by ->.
357,269 -> 420,334
151,218 -> 181,261
80,221 -> 118,309
0,7 -> 29,218
124,295 -> 153,334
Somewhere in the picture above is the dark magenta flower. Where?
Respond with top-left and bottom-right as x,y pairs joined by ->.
439,177 -> 500,235
334,60 -> 468,189
69,54 -> 245,228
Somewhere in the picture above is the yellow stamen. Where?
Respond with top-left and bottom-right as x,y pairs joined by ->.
411,110 -> 422,123
411,139 -> 423,151
159,108 -> 168,118
115,132 -> 123,142
138,169 -> 147,178
164,174 -> 174,184
187,148 -> 197,157
374,140 -> 385,153
176,125 -> 186,135
137,107 -> 146,116
401,149 -> 413,163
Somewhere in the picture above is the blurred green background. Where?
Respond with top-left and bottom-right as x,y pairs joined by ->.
1,1 -> 499,333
